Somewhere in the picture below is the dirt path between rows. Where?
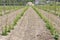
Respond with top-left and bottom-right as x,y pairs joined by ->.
39,9 -> 60,40
2,7 -> 55,40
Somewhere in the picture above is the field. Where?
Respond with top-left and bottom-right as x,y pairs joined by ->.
0,5 -> 60,40
37,5 -> 60,17
36,5 -> 60,40
0,6 -> 24,16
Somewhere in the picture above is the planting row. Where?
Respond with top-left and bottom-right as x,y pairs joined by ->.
2,7 -> 28,35
0,9 -> 22,35
32,6 -> 59,40
0,6 -> 24,16
1,6 -> 29,36
37,5 -> 60,17
38,8 -> 60,40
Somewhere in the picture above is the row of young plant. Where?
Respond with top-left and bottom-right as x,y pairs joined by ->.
32,6 -> 59,40
0,6 -> 24,16
2,6 -> 29,36
37,5 -> 60,17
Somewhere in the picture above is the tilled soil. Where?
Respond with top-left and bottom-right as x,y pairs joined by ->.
3,7 -> 54,40
39,9 -> 60,40
0,8 -> 23,34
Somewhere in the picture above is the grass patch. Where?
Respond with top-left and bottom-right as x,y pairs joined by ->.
32,6 -> 59,40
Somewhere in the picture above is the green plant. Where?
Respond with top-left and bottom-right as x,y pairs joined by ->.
2,26 -> 8,36
0,13 -> 2,16
7,25 -> 12,32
